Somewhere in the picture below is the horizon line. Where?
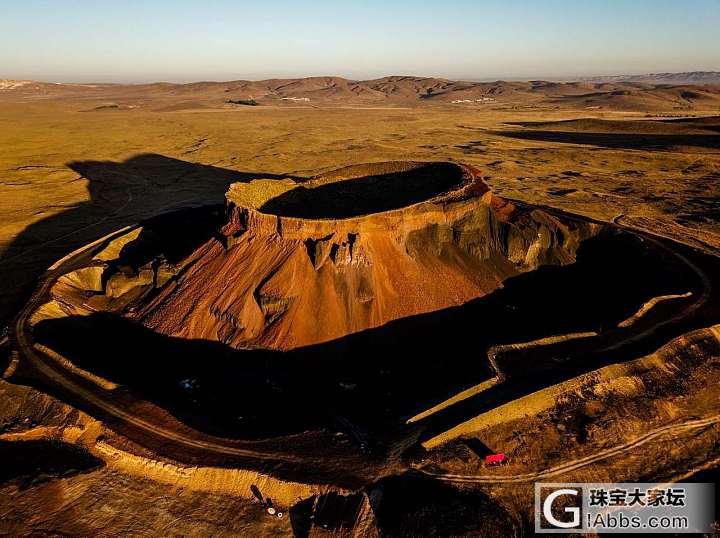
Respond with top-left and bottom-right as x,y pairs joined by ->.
3,69 -> 719,86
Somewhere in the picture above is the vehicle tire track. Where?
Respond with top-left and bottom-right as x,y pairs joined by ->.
415,413 -> 720,484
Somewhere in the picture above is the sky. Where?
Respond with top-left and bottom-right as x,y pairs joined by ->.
1,0 -> 719,83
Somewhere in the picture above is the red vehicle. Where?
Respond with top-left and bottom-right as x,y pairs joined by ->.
484,453 -> 507,466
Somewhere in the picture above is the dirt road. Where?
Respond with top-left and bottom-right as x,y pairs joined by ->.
8,207 -> 719,482
11,226 -> 306,464
415,413 -> 720,484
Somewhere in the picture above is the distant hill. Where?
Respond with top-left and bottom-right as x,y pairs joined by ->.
581,71 -> 720,85
2,75 -> 720,112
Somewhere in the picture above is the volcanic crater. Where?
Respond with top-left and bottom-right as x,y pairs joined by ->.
132,161 -> 602,351
29,161 -> 704,451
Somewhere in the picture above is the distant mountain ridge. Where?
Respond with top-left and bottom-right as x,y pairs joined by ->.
581,71 -> 720,85
2,74 -> 720,112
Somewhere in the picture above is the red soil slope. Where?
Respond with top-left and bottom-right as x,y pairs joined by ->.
135,162 -> 599,350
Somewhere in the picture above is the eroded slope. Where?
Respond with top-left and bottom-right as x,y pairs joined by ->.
124,162 -> 599,350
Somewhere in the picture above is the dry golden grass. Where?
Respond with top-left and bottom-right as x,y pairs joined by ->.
1,98 -> 718,324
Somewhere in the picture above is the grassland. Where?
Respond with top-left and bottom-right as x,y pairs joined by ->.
0,81 -> 719,536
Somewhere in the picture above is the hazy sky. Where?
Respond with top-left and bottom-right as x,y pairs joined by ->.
2,0 -> 718,83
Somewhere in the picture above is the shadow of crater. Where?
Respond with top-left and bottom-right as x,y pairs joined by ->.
32,228 -> 699,445
258,162 -> 465,219
0,153 -> 298,324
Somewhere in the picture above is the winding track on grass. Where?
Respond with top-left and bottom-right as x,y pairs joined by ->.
7,206 -> 717,475
408,213 -> 712,427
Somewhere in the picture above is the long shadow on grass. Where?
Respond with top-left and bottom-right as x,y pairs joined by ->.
492,130 -> 720,150
0,154 -> 298,324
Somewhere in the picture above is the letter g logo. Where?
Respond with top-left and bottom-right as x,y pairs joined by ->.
543,488 -> 580,528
